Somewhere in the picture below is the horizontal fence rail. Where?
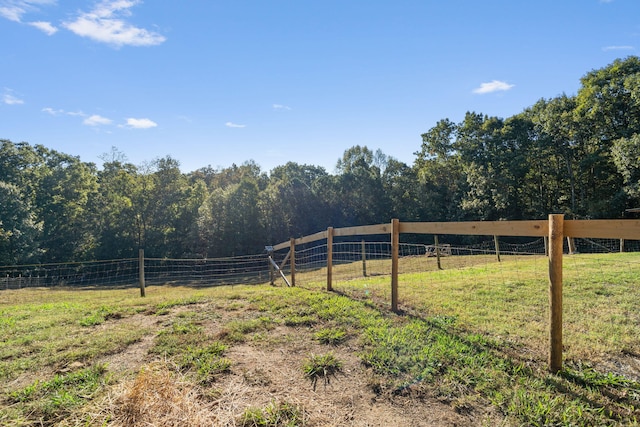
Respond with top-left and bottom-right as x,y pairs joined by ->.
3,216 -> 639,373
269,216 -> 640,373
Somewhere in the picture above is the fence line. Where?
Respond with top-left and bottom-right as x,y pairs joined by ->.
269,215 -> 640,372
0,252 -> 269,291
2,216 -> 638,373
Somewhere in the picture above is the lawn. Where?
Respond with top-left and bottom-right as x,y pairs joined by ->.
1,252 -> 640,426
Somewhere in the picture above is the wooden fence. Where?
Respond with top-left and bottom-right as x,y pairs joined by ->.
270,215 -> 640,373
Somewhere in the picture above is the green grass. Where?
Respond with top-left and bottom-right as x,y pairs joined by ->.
302,353 -> 343,390
314,327 -> 348,345
1,252 -> 640,426
239,400 -> 305,427
321,252 -> 640,363
2,364 -> 109,426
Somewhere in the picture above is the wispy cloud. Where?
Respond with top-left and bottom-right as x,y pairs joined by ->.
28,20 -> 57,35
472,80 -> 515,94
0,0 -> 55,22
46,108 -> 156,129
42,107 -> 63,115
3,93 -> 24,105
63,0 -> 166,47
42,107 -> 85,116
124,117 -> 157,129
84,114 -> 112,126
225,122 -> 246,128
273,104 -> 291,111
602,45 -> 634,51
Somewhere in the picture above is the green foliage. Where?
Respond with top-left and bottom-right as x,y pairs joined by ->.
2,56 -> 640,261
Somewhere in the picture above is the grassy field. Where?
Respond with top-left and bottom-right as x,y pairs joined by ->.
1,252 -> 640,426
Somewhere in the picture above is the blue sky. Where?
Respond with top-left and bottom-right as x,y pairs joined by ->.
1,0 -> 639,174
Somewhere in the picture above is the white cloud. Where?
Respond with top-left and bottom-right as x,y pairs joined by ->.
84,114 -> 112,126
28,20 -> 57,35
603,45 -> 634,51
0,0 -> 56,22
0,5 -> 23,21
42,107 -> 63,115
273,104 -> 291,111
472,80 -> 515,94
63,0 -> 166,47
124,117 -> 157,129
3,93 -> 24,105
42,107 -> 85,117
225,122 -> 246,128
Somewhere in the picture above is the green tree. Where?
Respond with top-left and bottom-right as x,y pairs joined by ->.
0,181 -> 42,264
262,162 -> 329,241
142,156 -> 194,257
326,146 -> 389,226
36,149 -> 99,262
612,134 -> 640,207
92,148 -> 140,259
414,119 -> 465,221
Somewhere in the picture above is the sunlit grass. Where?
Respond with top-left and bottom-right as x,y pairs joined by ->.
317,252 -> 640,364
2,253 -> 640,426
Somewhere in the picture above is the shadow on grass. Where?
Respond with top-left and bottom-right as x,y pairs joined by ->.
329,286 -> 640,426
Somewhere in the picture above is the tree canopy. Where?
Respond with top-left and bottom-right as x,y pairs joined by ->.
2,57 -> 640,265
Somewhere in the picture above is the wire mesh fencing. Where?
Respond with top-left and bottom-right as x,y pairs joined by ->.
0,253 -> 271,290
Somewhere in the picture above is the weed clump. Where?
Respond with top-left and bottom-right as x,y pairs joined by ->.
302,353 -> 343,390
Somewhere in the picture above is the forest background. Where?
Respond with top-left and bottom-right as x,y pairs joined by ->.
2,57 -> 640,266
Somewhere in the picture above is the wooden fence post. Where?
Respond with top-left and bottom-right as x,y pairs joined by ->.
268,254 -> 275,286
544,236 -> 549,257
290,238 -> 296,287
361,240 -> 367,277
139,248 -> 146,298
567,237 -> 576,255
327,227 -> 333,291
494,235 -> 501,262
434,235 -> 442,270
620,238 -> 625,253
548,214 -> 564,373
391,218 -> 400,313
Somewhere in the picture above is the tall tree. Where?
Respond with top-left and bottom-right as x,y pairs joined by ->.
414,119 -> 465,221
92,149 -> 140,259
36,149 -> 99,262
0,182 -> 41,265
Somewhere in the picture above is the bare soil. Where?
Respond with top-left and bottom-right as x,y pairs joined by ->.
92,302 -> 504,427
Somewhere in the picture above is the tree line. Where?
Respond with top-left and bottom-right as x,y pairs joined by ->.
1,57 -> 639,265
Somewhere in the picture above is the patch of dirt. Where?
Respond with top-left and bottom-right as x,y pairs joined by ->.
217,332 -> 476,426
97,302 -> 503,426
97,313 -> 160,376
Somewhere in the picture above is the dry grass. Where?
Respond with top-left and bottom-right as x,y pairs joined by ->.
99,361 -> 218,427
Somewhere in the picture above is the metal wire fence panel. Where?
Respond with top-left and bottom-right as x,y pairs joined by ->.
144,255 -> 269,286
0,254 -> 271,290
0,259 -> 139,289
